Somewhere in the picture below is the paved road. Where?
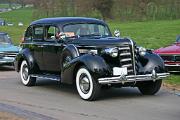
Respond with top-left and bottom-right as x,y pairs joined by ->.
0,66 -> 179,120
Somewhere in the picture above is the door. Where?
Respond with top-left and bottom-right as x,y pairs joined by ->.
32,25 -> 45,71
42,25 -> 63,73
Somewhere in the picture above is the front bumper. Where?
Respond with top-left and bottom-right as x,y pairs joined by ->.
0,57 -> 15,65
98,70 -> 170,84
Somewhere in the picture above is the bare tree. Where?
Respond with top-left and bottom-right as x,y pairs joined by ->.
92,0 -> 114,20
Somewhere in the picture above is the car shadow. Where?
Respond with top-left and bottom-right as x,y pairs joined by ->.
35,79 -> 145,101
0,66 -> 14,71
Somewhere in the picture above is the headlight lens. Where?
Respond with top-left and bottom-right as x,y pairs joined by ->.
104,48 -> 118,57
138,46 -> 146,56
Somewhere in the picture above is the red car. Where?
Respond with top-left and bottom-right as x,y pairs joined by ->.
154,35 -> 180,72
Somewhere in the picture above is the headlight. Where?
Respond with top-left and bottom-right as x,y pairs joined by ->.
104,48 -> 118,58
138,46 -> 146,56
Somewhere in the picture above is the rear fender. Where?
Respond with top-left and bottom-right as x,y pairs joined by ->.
15,48 -> 38,73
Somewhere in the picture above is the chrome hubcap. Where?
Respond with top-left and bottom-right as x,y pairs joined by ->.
79,74 -> 90,94
22,65 -> 29,80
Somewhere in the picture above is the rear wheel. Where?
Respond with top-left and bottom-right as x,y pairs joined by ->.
20,60 -> 36,86
76,67 -> 101,101
138,80 -> 162,95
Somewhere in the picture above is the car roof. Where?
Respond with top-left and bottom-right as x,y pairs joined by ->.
0,32 -> 7,35
30,17 -> 106,26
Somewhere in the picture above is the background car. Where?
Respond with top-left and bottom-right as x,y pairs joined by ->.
154,35 -> 180,72
0,32 -> 20,66
0,19 -> 5,26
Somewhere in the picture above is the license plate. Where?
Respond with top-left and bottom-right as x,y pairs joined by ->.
113,67 -> 127,76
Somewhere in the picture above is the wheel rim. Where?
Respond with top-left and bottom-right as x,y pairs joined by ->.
79,74 -> 90,94
22,64 -> 29,80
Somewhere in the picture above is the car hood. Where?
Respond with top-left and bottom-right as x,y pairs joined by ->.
154,43 -> 180,55
69,37 -> 133,48
0,44 -> 20,52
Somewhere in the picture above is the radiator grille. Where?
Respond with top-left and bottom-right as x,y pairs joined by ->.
119,44 -> 136,75
0,52 -> 18,58
161,55 -> 180,62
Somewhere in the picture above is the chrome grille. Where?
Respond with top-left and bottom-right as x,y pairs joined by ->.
161,55 -> 180,62
119,44 -> 135,75
3,52 -> 18,58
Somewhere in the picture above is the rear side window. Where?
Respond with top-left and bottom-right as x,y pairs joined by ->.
33,26 -> 44,40
24,27 -> 33,41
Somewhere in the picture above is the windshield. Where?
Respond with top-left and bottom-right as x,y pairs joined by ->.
0,34 -> 11,44
63,23 -> 111,38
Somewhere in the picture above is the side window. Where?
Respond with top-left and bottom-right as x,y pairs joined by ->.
45,26 -> 59,40
24,27 -> 32,41
33,26 -> 44,40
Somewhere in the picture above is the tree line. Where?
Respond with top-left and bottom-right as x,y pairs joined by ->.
1,0 -> 179,21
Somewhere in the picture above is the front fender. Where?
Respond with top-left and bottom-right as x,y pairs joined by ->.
138,52 -> 165,74
61,54 -> 111,84
15,48 -> 37,73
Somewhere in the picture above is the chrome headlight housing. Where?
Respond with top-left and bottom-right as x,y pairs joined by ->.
138,46 -> 147,56
104,48 -> 118,58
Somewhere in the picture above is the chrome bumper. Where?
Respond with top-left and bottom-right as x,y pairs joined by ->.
165,64 -> 180,67
98,71 -> 170,84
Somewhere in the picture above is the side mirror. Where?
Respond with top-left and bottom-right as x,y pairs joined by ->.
114,30 -> 120,38
176,35 -> 180,42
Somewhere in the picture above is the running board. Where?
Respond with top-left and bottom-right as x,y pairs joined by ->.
30,74 -> 61,81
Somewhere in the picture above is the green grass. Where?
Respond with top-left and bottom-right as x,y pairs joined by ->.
0,8 -> 33,45
0,4 -> 9,8
0,8 -> 179,85
108,20 -> 180,49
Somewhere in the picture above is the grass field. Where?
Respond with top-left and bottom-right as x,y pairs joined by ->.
0,7 -> 179,85
0,8 -> 33,44
0,4 -> 9,8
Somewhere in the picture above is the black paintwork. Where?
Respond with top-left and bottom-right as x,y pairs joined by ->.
15,17 -> 166,84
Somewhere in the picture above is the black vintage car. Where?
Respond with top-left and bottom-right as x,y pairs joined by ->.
15,17 -> 169,100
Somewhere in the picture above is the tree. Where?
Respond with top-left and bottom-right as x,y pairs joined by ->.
93,0 -> 114,20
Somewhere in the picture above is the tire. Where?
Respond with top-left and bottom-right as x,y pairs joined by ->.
20,60 -> 36,86
138,80 -> 162,95
76,67 -> 101,101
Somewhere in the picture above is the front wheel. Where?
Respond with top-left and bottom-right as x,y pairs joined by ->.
20,60 -> 36,86
76,67 -> 101,101
138,80 -> 162,95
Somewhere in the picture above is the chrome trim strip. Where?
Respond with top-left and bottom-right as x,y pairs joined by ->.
98,72 -> 170,84
119,47 -> 130,50
121,64 -> 132,67
120,58 -> 131,62
129,38 -> 136,75
30,74 -> 60,81
165,64 -> 180,67
119,53 -> 131,56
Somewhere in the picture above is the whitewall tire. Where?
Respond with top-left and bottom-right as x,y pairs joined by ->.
20,60 -> 36,86
76,67 -> 100,101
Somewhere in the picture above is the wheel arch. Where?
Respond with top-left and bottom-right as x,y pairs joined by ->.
15,48 -> 39,74
61,54 -> 111,84
138,52 -> 166,74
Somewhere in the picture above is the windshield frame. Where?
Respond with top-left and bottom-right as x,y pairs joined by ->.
62,23 -> 112,38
